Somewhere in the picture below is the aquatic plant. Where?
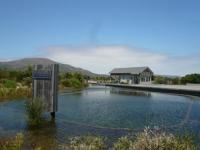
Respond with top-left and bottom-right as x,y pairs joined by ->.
59,135 -> 105,150
113,127 -> 196,150
1,133 -> 24,150
26,98 -> 45,125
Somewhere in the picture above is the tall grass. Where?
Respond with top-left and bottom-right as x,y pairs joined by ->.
26,98 -> 45,126
59,128 -> 196,150
0,87 -> 31,100
1,133 -> 24,150
113,127 -> 196,150
0,129 -> 197,150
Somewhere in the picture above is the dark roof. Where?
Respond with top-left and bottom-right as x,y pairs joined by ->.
110,67 -> 153,75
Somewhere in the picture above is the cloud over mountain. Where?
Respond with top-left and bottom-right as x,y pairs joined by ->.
41,45 -> 200,75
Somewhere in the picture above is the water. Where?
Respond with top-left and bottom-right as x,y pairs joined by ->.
0,86 -> 200,149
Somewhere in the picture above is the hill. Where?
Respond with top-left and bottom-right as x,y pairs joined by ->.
0,58 -> 98,77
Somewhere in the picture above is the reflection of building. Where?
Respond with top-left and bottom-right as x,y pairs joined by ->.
110,67 -> 153,84
110,88 -> 151,97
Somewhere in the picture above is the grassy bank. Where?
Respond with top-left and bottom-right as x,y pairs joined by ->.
60,72 -> 88,90
0,128 -> 197,150
60,128 -> 197,150
0,69 -> 89,100
0,87 -> 31,101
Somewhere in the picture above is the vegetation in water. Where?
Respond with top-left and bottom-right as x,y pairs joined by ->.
0,129 -> 197,150
1,133 -> 24,150
59,135 -> 105,150
26,98 -> 45,126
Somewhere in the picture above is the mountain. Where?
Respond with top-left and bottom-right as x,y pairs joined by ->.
0,58 -> 98,77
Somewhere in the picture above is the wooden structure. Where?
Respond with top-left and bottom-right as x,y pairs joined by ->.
32,64 -> 59,117
110,67 -> 153,85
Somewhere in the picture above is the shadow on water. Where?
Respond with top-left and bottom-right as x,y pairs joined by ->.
110,87 -> 151,97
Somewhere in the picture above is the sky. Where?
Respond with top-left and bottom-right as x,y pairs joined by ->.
0,0 -> 199,75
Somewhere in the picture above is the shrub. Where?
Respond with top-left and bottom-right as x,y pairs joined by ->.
26,98 -> 45,125
2,133 -> 24,150
113,128 -> 196,150
3,80 -> 16,88
181,74 -> 200,84
60,72 -> 87,89
61,79 -> 72,87
113,136 -> 133,150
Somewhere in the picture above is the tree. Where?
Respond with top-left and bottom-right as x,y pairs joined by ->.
181,74 -> 200,84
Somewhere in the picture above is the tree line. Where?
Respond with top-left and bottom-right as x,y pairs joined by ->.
153,73 -> 200,85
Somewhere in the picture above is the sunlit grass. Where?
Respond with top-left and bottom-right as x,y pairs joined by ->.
0,87 -> 31,101
113,127 -> 196,150
59,135 -> 105,150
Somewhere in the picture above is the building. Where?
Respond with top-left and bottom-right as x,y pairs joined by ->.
110,66 -> 153,84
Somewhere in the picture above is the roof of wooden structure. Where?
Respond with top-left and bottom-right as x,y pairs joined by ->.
110,66 -> 153,75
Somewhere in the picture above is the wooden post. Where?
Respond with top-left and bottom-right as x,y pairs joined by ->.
32,64 -> 59,118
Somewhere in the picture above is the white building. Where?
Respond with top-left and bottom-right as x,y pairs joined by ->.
110,67 -> 153,84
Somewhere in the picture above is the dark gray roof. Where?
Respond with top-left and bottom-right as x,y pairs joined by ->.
110,67 -> 152,75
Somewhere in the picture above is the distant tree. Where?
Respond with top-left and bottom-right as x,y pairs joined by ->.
172,77 -> 181,85
153,76 -> 167,84
181,73 -> 200,84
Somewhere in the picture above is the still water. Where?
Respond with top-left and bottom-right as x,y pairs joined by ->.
0,86 -> 200,148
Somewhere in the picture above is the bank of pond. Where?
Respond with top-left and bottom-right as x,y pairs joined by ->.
0,86 -> 200,149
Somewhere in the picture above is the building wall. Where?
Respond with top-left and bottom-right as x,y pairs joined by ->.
139,70 -> 152,84
111,70 -> 153,85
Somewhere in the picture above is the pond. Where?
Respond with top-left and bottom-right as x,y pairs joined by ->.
0,86 -> 200,149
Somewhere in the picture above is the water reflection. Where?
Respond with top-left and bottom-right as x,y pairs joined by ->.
110,87 -> 151,97
0,86 -> 200,148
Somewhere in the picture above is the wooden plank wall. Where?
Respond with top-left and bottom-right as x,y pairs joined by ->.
32,64 -> 59,113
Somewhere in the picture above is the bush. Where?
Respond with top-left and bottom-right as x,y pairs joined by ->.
61,79 -> 72,87
3,80 -> 16,88
26,98 -> 45,125
61,72 -> 87,89
181,74 -> 200,84
113,128 -> 196,150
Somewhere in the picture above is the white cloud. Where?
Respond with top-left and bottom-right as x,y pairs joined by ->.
41,45 -> 200,76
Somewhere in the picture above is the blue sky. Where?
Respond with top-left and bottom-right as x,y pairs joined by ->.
0,0 -> 200,75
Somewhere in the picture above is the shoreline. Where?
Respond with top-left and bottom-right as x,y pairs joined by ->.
106,83 -> 200,97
